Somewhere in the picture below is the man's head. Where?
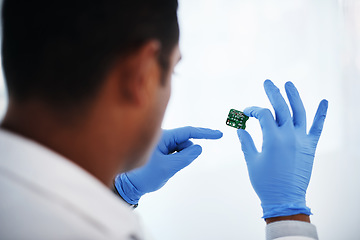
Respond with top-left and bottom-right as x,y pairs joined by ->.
2,0 -> 179,106
1,0 -> 181,184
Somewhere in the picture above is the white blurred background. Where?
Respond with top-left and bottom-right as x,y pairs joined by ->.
1,0 -> 360,239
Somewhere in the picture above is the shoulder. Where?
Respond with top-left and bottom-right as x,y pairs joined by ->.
0,165 -> 145,240
0,130 -> 146,239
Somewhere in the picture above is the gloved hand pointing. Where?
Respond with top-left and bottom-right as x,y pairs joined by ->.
115,126 -> 223,205
237,80 -> 328,219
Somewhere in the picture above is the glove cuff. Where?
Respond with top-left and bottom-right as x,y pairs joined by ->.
114,174 -> 143,205
261,202 -> 312,219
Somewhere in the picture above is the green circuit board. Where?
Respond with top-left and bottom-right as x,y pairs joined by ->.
226,109 -> 249,129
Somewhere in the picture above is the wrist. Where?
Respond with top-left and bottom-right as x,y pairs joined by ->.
261,202 -> 312,219
266,214 -> 310,224
114,174 -> 142,205
112,183 -> 139,209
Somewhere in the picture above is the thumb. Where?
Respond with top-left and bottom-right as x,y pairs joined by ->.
172,144 -> 203,168
237,129 -> 258,161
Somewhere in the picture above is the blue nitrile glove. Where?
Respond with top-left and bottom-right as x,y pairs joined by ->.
237,80 -> 328,219
115,126 -> 223,205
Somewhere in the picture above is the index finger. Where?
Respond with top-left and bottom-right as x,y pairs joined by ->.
172,126 -> 223,143
243,106 -> 277,137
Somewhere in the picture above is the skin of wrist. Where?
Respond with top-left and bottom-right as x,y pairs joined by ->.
266,214 -> 310,224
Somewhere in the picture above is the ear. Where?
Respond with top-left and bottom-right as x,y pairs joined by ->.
115,40 -> 162,106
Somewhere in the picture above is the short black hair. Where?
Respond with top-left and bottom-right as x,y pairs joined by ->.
1,0 -> 179,106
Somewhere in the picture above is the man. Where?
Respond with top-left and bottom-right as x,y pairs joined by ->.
0,0 -> 328,239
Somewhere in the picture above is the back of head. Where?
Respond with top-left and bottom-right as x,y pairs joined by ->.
1,0 -> 179,108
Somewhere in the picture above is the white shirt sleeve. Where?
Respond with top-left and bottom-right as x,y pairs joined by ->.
266,220 -> 318,240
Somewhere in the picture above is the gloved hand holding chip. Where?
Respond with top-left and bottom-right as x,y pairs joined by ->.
237,80 -> 328,219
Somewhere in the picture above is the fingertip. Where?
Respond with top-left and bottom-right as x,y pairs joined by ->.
285,81 -> 299,96
204,129 -> 224,139
176,140 -> 194,151
321,99 -> 329,107
191,144 -> 203,156
263,79 -> 281,99
264,79 -> 277,89
193,127 -> 224,139
236,129 -> 258,158
309,99 -> 329,139
237,128 -> 245,138
284,81 -> 296,94
264,79 -> 273,86
285,81 -> 294,88
212,129 -> 223,139
217,130 -> 224,138
318,99 -> 329,115
237,129 -> 251,143
243,107 -> 253,117
177,144 -> 202,158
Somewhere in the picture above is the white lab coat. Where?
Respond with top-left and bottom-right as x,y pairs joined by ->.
0,129 -> 318,240
0,129 -> 147,240
266,220 -> 318,240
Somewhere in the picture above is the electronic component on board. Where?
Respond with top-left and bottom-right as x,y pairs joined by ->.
226,109 -> 249,129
